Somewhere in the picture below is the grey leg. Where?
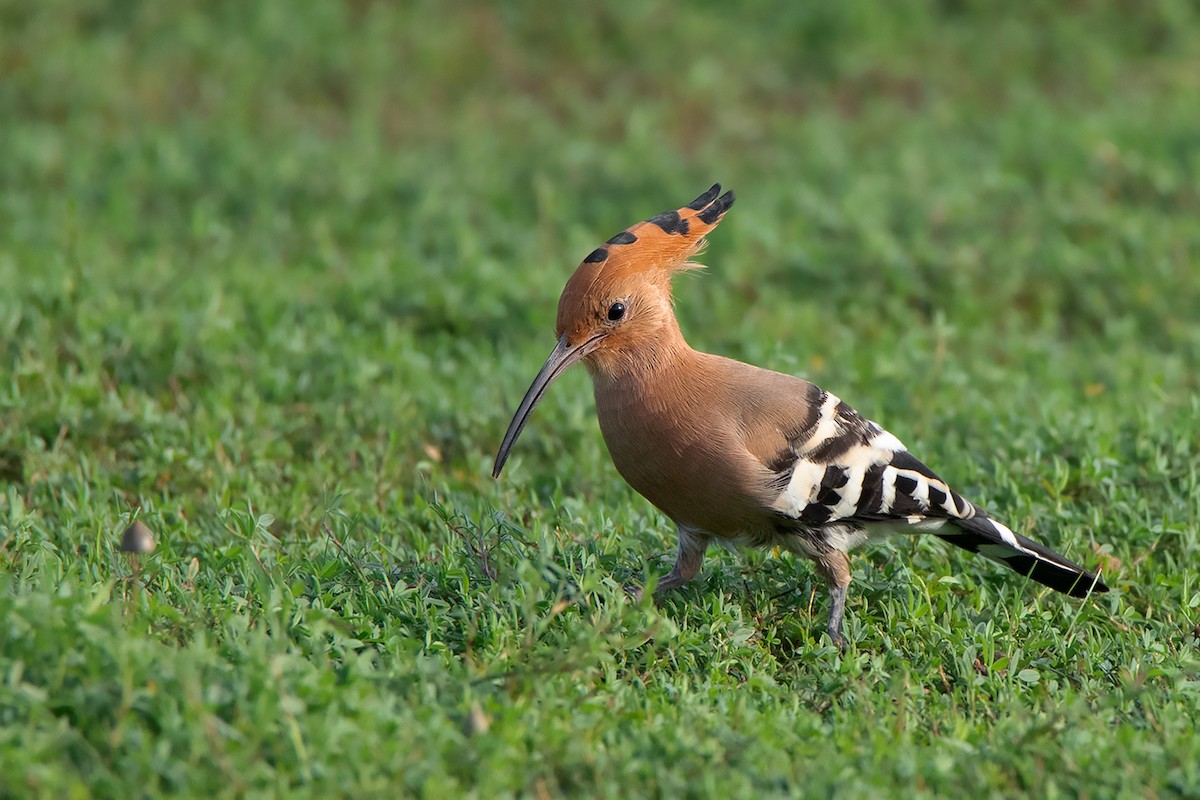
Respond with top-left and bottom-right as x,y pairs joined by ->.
814,551 -> 852,651
629,526 -> 710,601
826,584 -> 848,649
655,526 -> 711,594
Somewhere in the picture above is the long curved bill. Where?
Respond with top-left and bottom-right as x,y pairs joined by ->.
493,333 -> 602,478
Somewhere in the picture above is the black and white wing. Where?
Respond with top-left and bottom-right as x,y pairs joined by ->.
766,387 -> 1108,598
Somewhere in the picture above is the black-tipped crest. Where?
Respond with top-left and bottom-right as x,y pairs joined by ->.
697,190 -> 735,224
687,183 -> 722,210
647,210 -> 690,235
573,184 -> 734,273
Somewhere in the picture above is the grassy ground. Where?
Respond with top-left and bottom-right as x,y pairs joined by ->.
2,1 -> 1199,797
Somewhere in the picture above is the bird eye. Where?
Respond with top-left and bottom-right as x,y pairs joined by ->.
607,301 -> 626,322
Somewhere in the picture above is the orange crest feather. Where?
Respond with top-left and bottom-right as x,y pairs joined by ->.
575,184 -> 735,278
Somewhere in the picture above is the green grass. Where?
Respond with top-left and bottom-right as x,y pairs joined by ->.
2,0 -> 1200,797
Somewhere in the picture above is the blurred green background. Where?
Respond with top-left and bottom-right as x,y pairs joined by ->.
1,1 -> 1198,797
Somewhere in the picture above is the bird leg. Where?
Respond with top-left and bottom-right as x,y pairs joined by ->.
655,526 -> 710,594
629,526 -> 710,601
814,551 -> 852,651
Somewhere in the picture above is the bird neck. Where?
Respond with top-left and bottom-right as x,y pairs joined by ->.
584,314 -> 699,390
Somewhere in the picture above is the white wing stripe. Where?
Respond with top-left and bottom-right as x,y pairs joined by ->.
901,469 -> 930,509
830,459 -> 867,519
798,391 -> 843,454
879,467 -> 897,514
868,430 -> 906,452
988,518 -> 1036,556
777,458 -> 826,517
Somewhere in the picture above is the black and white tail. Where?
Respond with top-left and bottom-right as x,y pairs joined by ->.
937,508 -> 1109,598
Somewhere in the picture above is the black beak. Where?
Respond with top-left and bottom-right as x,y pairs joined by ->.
493,334 -> 601,478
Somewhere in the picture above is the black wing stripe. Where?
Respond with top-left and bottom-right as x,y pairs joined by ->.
815,465 -> 850,506
928,485 -> 949,512
889,450 -> 944,482
857,462 -> 888,520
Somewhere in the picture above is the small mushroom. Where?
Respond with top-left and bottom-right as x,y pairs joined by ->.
120,521 -> 156,555
463,701 -> 491,736
120,520 -> 156,601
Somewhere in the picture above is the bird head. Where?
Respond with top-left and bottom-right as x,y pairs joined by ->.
493,184 -> 735,477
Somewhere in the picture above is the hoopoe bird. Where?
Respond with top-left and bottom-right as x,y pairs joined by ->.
493,184 -> 1109,648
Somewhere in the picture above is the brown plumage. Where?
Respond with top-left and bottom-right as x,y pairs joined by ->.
494,184 -> 1108,649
